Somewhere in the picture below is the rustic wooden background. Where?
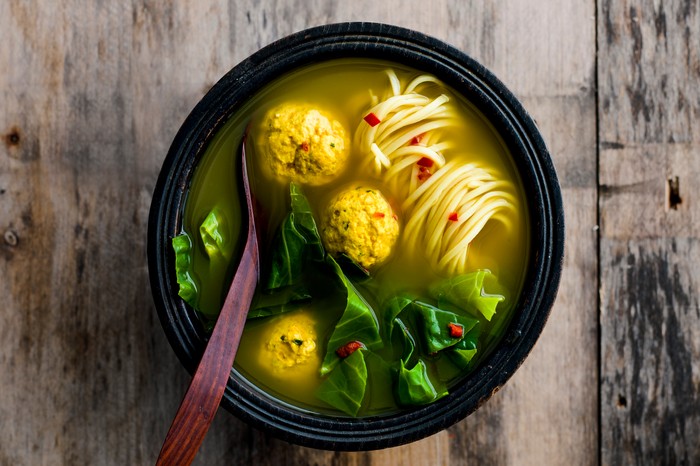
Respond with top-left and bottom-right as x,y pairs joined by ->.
1,0 -> 698,464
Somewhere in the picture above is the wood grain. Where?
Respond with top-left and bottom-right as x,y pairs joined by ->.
1,0 -> 598,465
598,0 -> 700,464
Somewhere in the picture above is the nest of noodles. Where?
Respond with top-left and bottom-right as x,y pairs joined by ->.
355,70 -> 517,277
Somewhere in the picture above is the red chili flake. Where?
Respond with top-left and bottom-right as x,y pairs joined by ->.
392,213 -> 398,221
416,157 -> 434,168
363,112 -> 381,127
417,166 -> 432,182
373,212 -> 386,219
300,141 -> 310,152
448,323 -> 464,338
336,341 -> 364,358
410,133 -> 425,145
448,212 -> 459,222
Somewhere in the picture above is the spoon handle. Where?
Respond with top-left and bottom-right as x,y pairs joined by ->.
156,243 -> 257,466
156,145 -> 259,466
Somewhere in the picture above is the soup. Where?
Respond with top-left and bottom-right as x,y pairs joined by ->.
172,58 -> 529,416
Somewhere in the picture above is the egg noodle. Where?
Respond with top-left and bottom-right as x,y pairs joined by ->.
354,70 -> 455,199
356,70 -> 517,276
402,159 -> 517,276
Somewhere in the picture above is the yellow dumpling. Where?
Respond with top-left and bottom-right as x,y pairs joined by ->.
259,103 -> 349,185
262,314 -> 319,372
321,186 -> 400,269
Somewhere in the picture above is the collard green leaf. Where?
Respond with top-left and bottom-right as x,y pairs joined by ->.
199,208 -> 231,259
411,301 -> 480,354
247,285 -> 312,319
446,348 -> 478,370
172,233 -> 198,307
394,318 -> 416,363
336,253 -> 371,281
316,348 -> 368,416
429,270 -> 504,321
320,256 -> 382,375
265,214 -> 307,290
395,359 -> 444,406
289,183 -> 324,261
454,320 -> 480,351
265,183 -> 324,290
382,295 -> 413,341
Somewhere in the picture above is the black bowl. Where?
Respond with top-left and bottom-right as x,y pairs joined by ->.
148,22 -> 564,451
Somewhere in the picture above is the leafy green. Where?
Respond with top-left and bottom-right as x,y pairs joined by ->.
454,319 -> 480,351
395,359 -> 445,406
336,253 -> 370,281
316,348 -> 368,416
412,301 -> 480,354
265,183 -> 324,291
446,348 -> 478,370
382,295 -> 413,341
320,256 -> 382,375
254,183 -> 324,318
288,183 -> 324,261
384,299 -> 460,407
443,315 -> 481,369
265,215 -> 307,289
247,285 -> 312,318
394,318 -> 417,363
199,208 -> 231,259
384,296 -> 481,353
172,233 -> 198,307
429,270 -> 504,321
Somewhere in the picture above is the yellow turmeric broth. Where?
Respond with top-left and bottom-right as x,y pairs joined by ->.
181,58 -> 529,415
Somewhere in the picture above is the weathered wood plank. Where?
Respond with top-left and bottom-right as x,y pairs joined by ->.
1,1 -> 597,465
599,0 -> 700,144
447,0 -> 599,462
600,238 -> 700,464
451,94 -> 598,466
0,2 -> 225,465
599,0 -> 700,463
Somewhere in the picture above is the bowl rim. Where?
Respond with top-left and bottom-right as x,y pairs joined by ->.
148,21 -> 565,451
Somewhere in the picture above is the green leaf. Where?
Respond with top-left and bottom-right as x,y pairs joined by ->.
394,318 -> 417,363
443,319 -> 480,370
395,359 -> 445,406
429,270 -> 505,321
199,207 -> 231,259
382,294 -> 483,408
454,320 -> 480,351
335,253 -> 371,281
247,285 -> 312,318
316,349 -> 368,416
172,233 -> 198,307
320,256 -> 382,375
411,301 -> 480,354
265,183 -> 324,290
382,295 -> 413,341
265,214 -> 307,290
289,183 -> 324,261
446,348 -> 478,370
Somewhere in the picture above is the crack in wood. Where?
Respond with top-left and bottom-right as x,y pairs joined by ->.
668,176 -> 682,210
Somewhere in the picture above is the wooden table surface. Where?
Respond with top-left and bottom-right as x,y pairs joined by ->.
2,1 -> 698,464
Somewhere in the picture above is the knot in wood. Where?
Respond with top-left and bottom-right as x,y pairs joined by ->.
4,230 -> 18,247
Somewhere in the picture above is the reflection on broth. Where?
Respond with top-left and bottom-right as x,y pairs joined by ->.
172,59 -> 530,416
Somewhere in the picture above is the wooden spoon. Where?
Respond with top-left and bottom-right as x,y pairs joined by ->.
156,139 -> 259,465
